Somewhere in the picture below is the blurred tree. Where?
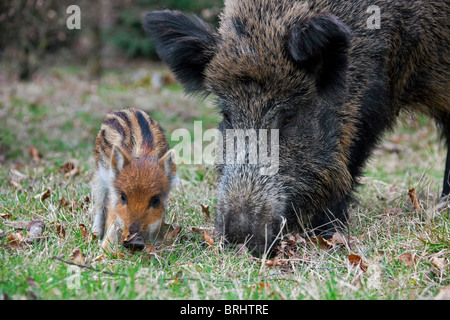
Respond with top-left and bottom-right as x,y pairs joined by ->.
0,0 -> 223,80
105,0 -> 223,59
0,0 -> 70,80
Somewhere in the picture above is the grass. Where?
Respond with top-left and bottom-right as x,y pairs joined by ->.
0,62 -> 448,300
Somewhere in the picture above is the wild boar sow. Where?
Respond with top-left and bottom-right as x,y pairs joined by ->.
144,0 -> 450,254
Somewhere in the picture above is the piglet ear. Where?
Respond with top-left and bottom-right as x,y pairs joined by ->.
143,10 -> 218,94
110,146 -> 131,173
287,14 -> 352,98
159,149 -> 177,181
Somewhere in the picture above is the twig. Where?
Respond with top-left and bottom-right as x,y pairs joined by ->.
52,256 -> 127,277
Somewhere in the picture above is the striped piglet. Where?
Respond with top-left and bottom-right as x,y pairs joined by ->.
92,108 -> 176,251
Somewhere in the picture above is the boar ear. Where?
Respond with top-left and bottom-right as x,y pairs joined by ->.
287,14 -> 352,98
143,10 -> 218,94
110,146 -> 131,173
159,149 -> 177,181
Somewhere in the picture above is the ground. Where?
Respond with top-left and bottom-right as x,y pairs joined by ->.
0,61 -> 448,300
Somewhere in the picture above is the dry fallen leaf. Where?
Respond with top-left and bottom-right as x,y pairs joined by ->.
79,223 -> 96,242
308,235 -> 333,250
264,257 -> 282,267
431,256 -> 447,270
203,229 -> 214,246
69,248 -> 86,265
60,161 -> 79,178
79,224 -> 88,238
408,189 -> 421,212
397,252 -> 418,268
8,232 -> 24,249
56,224 -> 66,238
162,225 -> 181,246
348,254 -> 368,272
200,204 -> 211,221
145,244 -> 158,254
34,189 -> 51,201
0,213 -> 12,219
331,232 -> 357,247
58,197 -> 80,212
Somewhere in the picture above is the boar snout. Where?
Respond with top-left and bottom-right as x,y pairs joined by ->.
215,167 -> 287,256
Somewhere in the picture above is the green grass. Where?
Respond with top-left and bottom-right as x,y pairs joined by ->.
0,63 -> 449,300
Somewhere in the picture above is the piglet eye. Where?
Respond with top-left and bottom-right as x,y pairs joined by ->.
120,192 -> 127,205
149,194 -> 161,208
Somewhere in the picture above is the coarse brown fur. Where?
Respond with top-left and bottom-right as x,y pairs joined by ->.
144,0 -> 449,255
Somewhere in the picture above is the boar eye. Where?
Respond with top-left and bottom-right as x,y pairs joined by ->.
282,114 -> 296,127
223,113 -> 232,126
149,194 -> 161,208
119,191 -> 127,205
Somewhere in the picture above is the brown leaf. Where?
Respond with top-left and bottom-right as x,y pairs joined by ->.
1,213 -> 12,219
294,234 -> 308,246
408,189 -> 421,212
24,220 -> 45,244
434,286 -> 450,300
348,254 -> 368,272
56,224 -> 66,238
60,161 -> 79,178
112,250 -> 125,259
264,257 -> 282,267
69,248 -> 86,265
308,235 -> 333,250
145,244 -> 158,254
79,224 -> 96,241
431,256 -> 447,270
8,232 -> 24,249
58,197 -> 79,212
331,232 -> 357,246
29,146 -> 41,162
397,252 -> 418,268
203,229 -> 214,246
162,225 -> 181,246
34,189 -> 51,201
58,197 -> 69,207
79,224 -> 88,238
200,204 -> 211,221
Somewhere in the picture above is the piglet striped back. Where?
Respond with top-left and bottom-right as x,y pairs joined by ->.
95,108 -> 169,167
